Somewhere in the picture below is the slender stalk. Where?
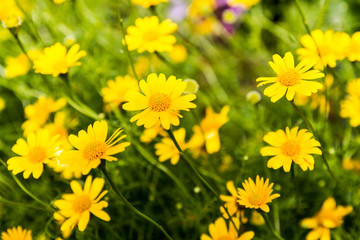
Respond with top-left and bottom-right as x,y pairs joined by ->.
9,29 -> 33,64
315,0 -> 330,29
98,161 -> 173,240
291,166 -> 300,214
166,129 -> 240,234
294,0 -> 312,36
259,211 -> 285,240
0,197 -> 46,211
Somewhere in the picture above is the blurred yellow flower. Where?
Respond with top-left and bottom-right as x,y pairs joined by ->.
347,32 -> 360,62
34,42 -> 86,76
169,44 -> 187,63
131,0 -> 167,8
260,127 -> 322,172
187,126 -> 205,157
7,129 -> 61,179
0,97 -> 5,111
220,181 -> 248,223
125,16 -> 177,53
0,0 -> 24,28
1,226 -> 32,240
155,128 -> 186,165
256,52 -> 323,102
237,175 -> 280,212
60,121 -> 130,175
250,211 -> 265,226
54,175 -> 110,232
140,122 -> 166,143
102,75 -> 139,108
301,197 -> 352,240
228,0 -> 260,8
53,0 -> 70,4
123,73 -> 196,130
342,158 -> 360,172
4,54 -> 30,78
188,0 -> 214,17
200,217 -> 254,240
340,79 -> 360,127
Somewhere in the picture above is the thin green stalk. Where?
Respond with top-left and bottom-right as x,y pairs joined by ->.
9,29 -> 33,64
0,197 -> 47,211
291,166 -> 300,214
166,129 -> 240,234
294,0 -> 312,36
259,211 -> 285,240
98,161 -> 173,240
315,0 -> 330,29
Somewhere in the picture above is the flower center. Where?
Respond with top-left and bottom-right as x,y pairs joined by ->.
248,193 -> 264,206
281,140 -> 300,157
143,30 -> 159,42
83,141 -> 107,161
73,195 -> 92,213
278,69 -> 301,87
27,146 -> 47,163
149,93 -> 171,112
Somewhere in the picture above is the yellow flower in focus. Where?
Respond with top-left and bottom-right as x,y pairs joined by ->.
301,197 -> 352,240
123,73 -> 196,130
22,97 -> 66,136
0,97 -> 5,111
237,175 -> 280,212
256,52 -> 324,102
260,127 -> 322,172
60,121 -> 130,175
155,128 -> 186,165
220,181 -> 248,223
140,122 -> 167,143
347,32 -> 360,62
200,217 -> 255,240
53,0 -> 70,4
53,175 -> 110,232
131,0 -> 167,8
7,129 -> 61,179
228,0 -> 260,8
1,226 -> 32,240
0,0 -> 24,28
125,16 -> 177,53
102,75 -> 139,108
4,54 -> 30,78
169,44 -> 187,63
34,42 -> 86,76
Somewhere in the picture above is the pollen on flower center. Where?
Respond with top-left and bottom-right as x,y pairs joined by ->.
248,193 -> 264,206
149,93 -> 171,112
83,142 -> 107,161
281,140 -> 300,157
73,195 -> 92,213
278,69 -> 301,87
27,146 -> 47,163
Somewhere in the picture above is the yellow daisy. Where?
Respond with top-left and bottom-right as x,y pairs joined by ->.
33,42 -> 86,77
1,226 -> 32,240
59,121 -> 130,175
200,217 -> 255,240
237,175 -> 280,213
123,73 -> 196,130
7,129 -> 61,179
53,175 -> 110,232
131,0 -> 167,8
125,16 -> 177,53
220,181 -> 248,223
256,52 -> 324,102
155,128 -> 187,165
4,54 -> 30,79
260,127 -> 322,172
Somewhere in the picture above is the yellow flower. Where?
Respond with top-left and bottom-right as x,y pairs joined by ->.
155,128 -> 186,165
33,42 -> 86,76
0,0 -> 24,28
220,181 -> 248,223
346,78 -> 360,96
53,0 -> 70,4
250,211 -> 265,226
47,158 -> 82,180
301,197 -> 353,240
140,122 -> 167,143
169,44 -> 187,63
187,126 -> 205,157
347,32 -> 360,62
125,16 -> 177,53
101,75 -> 139,108
0,97 -> 5,111
7,129 -> 61,179
60,121 -> 130,175
260,127 -> 322,172
188,0 -> 215,17
131,0 -> 167,8
1,226 -> 32,240
4,54 -> 30,78
22,97 -> 66,136
123,73 -> 196,130
340,79 -> 360,127
228,0 -> 260,8
237,175 -> 280,212
200,217 -> 255,240
257,52 -> 324,102
53,175 -> 110,232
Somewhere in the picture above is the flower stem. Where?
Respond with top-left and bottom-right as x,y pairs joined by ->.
8,29 -> 33,65
166,129 -> 240,234
294,0 -> 312,36
259,211 -> 285,240
291,166 -> 300,214
98,161 -> 173,240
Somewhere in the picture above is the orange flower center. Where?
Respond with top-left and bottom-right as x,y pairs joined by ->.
73,195 -> 92,213
27,146 -> 47,163
149,93 -> 171,112
281,140 -> 300,157
278,69 -> 301,87
83,141 -> 107,161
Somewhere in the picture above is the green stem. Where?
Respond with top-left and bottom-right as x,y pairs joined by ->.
294,0 -> 312,36
315,0 -> 330,29
0,197 -> 46,211
98,161 -> 173,240
9,29 -> 33,65
291,166 -> 300,214
259,211 -> 285,240
166,129 -> 240,234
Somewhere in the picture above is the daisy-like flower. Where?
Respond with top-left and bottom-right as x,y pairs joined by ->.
220,181 -> 248,223
200,217 -> 255,240
125,16 -> 177,53
260,127 -> 322,172
131,0 -> 167,8
237,175 -> 280,212
4,54 -> 30,79
140,122 -> 167,143
59,121 -> 130,175
123,73 -> 196,130
1,226 -> 32,240
155,128 -> 187,165
301,197 -> 353,240
347,32 -> 360,62
7,129 -> 61,179
33,42 -> 86,77
256,52 -> 324,102
53,175 -> 110,232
